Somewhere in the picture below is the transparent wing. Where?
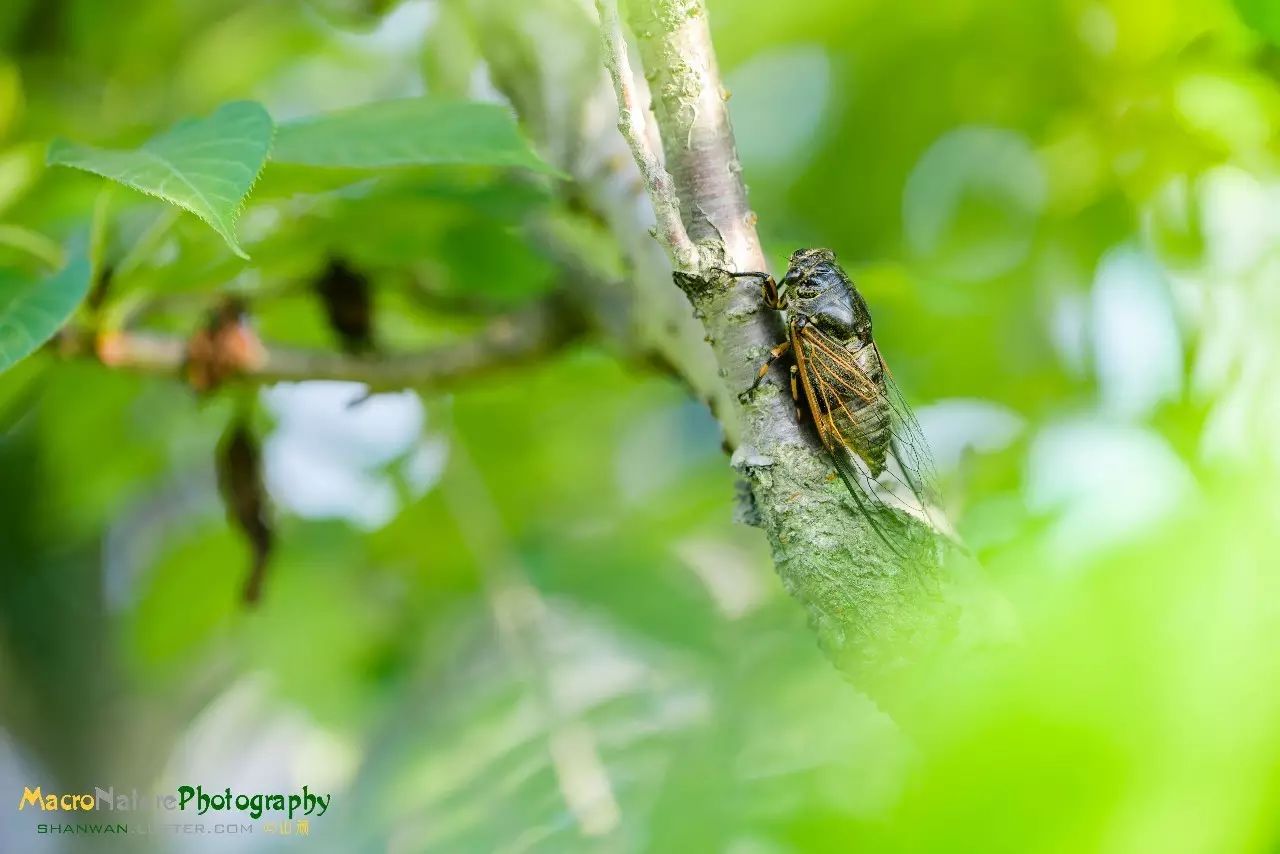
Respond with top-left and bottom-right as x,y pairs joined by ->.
793,326 -> 953,545
876,347 -> 942,507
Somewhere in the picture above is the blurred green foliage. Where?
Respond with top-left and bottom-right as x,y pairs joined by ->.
2,0 -> 1280,852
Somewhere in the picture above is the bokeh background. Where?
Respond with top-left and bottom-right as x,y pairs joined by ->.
3,0 -> 1280,851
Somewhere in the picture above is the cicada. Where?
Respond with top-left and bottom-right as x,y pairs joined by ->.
725,248 -> 952,556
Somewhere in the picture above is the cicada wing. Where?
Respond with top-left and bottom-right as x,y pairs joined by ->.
793,325 -> 955,544
793,325 -> 914,549
791,323 -> 879,453
875,350 -> 963,542
827,438 -> 946,572
825,442 -> 919,562
876,349 -> 939,493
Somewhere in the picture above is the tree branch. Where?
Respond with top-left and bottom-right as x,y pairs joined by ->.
58,301 -> 579,392
595,0 -> 699,270
454,0 -> 743,444
611,0 -> 959,690
623,0 -> 763,271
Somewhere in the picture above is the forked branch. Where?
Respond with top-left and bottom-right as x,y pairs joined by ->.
58,300 -> 578,392
595,0 -> 699,271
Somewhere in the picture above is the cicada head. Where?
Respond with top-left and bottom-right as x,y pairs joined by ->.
781,248 -> 836,301
783,248 -> 835,286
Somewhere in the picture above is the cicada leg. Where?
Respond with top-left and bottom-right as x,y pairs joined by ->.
713,269 -> 785,310
790,364 -> 802,423
747,340 -> 792,394
717,268 -> 793,400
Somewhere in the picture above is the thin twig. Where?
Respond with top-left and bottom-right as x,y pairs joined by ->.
0,225 -> 66,270
595,0 -> 700,271
443,439 -> 622,838
58,301 -> 579,392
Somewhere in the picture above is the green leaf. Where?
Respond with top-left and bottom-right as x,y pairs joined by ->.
47,102 -> 274,259
272,98 -> 561,175
1234,0 -> 1280,45
0,254 -> 91,375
